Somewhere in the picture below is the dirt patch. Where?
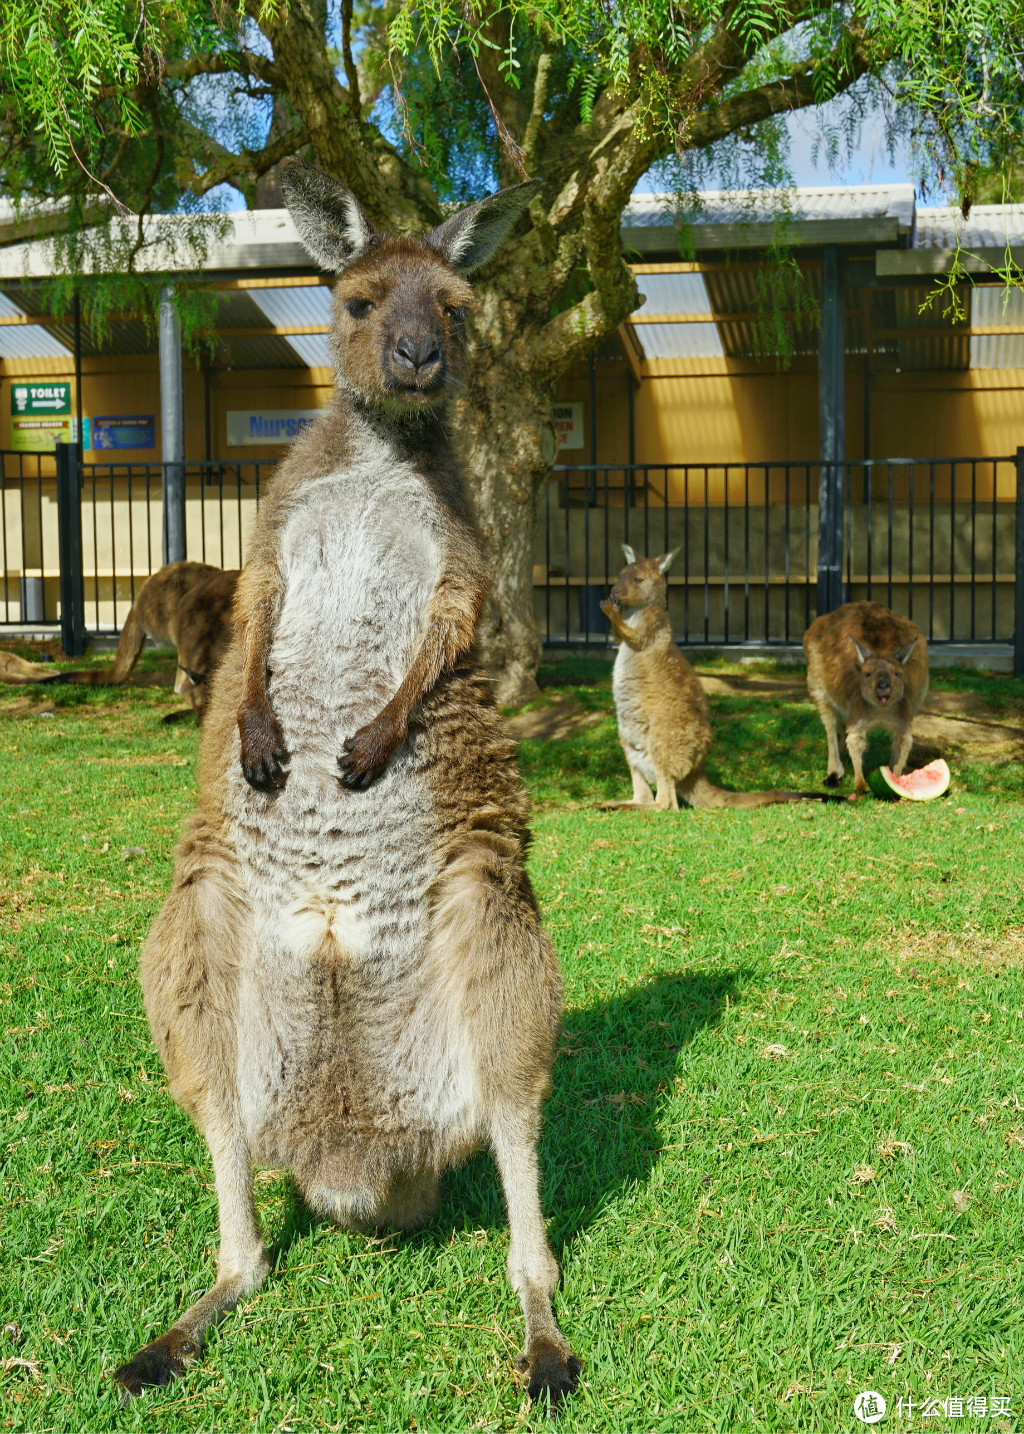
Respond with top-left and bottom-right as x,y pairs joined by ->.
698,673 -> 807,701
697,672 -> 1023,762
507,696 -> 608,741
896,928 -> 1024,970
914,690 -> 1024,762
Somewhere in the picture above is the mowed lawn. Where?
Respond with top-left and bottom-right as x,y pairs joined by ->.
1,652 -> 1023,1433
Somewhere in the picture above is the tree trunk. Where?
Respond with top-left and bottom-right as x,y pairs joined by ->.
457,349 -> 556,708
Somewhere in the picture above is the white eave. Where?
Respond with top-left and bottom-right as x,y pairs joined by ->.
622,184 -> 918,253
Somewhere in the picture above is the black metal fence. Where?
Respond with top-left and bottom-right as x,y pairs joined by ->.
544,453 -> 1024,672
2,446 -> 1023,673
0,449 -> 274,651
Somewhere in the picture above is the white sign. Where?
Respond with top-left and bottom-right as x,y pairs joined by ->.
226,410 -> 320,446
553,402 -> 583,449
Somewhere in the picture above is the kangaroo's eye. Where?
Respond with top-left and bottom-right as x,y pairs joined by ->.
345,298 -> 374,319
444,305 -> 467,322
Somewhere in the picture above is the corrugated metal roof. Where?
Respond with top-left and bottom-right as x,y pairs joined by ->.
625,184 -> 916,229
970,284 -> 1024,369
281,333 -> 334,368
0,290 -> 71,359
915,204 -> 1024,250
638,323 -> 725,359
245,284 -> 333,327
244,285 -> 334,368
634,271 -> 713,314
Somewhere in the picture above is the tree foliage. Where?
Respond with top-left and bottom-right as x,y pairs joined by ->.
3,0 -> 1024,696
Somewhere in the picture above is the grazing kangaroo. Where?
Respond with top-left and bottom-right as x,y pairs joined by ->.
63,562 -> 239,719
803,600 -> 928,792
113,164 -> 579,1408
600,547 -> 826,811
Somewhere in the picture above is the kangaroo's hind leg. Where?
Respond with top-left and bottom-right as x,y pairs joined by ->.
115,836 -> 268,1401
431,833 -> 580,1406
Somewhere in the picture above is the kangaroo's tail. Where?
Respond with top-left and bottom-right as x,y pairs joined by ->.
681,773 -> 841,809
58,602 -> 150,686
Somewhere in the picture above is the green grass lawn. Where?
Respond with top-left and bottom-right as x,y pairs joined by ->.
1,653 -> 1023,1432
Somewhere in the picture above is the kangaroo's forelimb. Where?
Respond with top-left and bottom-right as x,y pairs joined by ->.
235,564 -> 289,791
338,547 -> 486,788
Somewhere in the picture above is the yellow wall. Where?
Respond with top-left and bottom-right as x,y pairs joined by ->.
552,356 -> 1023,503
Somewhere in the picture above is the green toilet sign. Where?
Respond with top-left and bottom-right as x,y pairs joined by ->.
10,382 -> 74,451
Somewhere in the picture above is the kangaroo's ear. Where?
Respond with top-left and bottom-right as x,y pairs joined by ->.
850,635 -> 874,665
656,549 -> 679,574
281,162 -> 377,272
893,638 -> 918,665
428,179 -> 542,275
621,544 -> 637,565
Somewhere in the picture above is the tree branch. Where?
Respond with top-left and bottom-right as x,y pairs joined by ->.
180,121 -> 311,199
247,0 -> 444,232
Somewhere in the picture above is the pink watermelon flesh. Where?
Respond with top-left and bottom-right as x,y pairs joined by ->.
877,758 -> 950,800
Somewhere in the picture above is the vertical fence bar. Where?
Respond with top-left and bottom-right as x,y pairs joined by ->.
55,442 -> 86,656
928,462 -> 936,640
970,460 -> 977,642
949,461 -> 956,642
1009,444 -> 1015,673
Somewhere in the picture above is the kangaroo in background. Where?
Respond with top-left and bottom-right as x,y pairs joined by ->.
803,600 -> 928,792
63,561 -> 239,720
113,163 -> 579,1408
600,547 -> 828,811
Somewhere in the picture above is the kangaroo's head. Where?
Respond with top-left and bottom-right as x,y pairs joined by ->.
849,635 -> 918,709
609,545 -> 678,609
281,163 -> 540,412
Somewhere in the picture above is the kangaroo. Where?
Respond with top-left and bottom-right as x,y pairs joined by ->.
803,600 -> 928,792
62,561 -> 239,719
600,547 -> 827,811
112,163 -> 579,1408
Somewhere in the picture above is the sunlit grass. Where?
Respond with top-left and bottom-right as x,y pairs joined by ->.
1,653 -> 1022,1431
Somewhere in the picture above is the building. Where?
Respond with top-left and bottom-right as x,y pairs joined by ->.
1,187 -> 1021,658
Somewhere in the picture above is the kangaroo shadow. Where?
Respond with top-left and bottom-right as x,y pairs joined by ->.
267,968 -> 742,1267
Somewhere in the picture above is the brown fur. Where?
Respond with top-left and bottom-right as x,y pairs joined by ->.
803,600 -> 928,792
62,562 -> 239,719
601,549 -> 825,810
113,166 -> 579,1410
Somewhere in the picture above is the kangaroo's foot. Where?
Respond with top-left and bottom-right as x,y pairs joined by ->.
824,771 -> 842,789
113,1329 -> 199,1404
238,702 -> 289,791
338,707 -> 406,790
517,1339 -> 583,1407
595,798 -> 652,810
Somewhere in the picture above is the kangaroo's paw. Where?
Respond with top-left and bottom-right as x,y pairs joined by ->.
238,703 -> 289,792
824,772 -> 842,789
516,1339 -> 582,1408
338,710 -> 405,790
113,1330 -> 199,1405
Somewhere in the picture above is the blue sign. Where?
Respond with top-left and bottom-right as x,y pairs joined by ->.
92,415 -> 155,450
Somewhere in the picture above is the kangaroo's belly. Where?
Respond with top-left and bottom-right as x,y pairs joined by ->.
222,466 -> 482,1183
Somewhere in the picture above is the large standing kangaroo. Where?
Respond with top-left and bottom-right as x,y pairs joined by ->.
113,164 -> 579,1407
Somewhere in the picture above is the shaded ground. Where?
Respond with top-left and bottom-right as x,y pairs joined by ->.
510,665 -> 1024,766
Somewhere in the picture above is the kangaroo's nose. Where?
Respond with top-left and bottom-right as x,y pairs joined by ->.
393,334 -> 440,373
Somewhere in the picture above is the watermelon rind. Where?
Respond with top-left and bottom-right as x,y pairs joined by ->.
866,758 -> 951,801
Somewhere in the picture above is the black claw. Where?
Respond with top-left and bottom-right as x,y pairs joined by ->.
113,1334 -> 195,1403
824,773 -> 841,789
242,753 -> 288,792
527,1353 -> 581,1408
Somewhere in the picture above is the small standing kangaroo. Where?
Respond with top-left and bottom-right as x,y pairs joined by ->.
803,600 -> 928,792
63,561 -> 239,719
112,164 -> 579,1407
600,547 -> 824,810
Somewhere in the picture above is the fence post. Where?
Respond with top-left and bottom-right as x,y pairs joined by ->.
159,286 -> 186,563
55,441 -> 86,657
1009,444 -> 1015,673
817,245 -> 846,616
